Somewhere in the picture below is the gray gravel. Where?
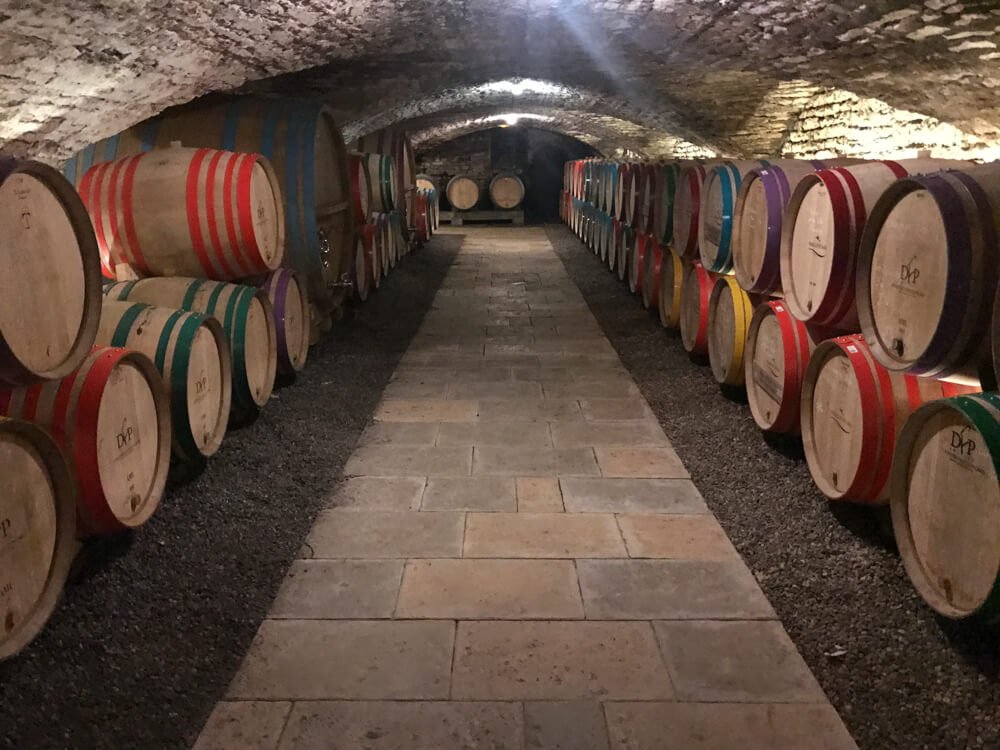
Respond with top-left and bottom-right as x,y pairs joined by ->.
0,235 -> 461,750
546,224 -> 1000,750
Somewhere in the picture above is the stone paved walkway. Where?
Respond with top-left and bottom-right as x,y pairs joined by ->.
193,227 -> 858,750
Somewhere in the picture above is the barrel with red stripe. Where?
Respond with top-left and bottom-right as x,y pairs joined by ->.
98,300 -> 231,463
80,147 -> 285,282
259,269 -> 310,374
744,300 -> 824,434
629,232 -> 649,294
781,158 -> 969,330
679,261 -> 714,356
801,334 -> 978,503
617,224 -> 634,282
104,278 -> 277,422
359,222 -> 380,290
0,347 -> 171,536
672,163 -> 708,259
348,154 -> 372,225
0,159 -> 102,387
642,238 -> 664,310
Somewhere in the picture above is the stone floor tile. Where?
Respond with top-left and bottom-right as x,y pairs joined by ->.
654,620 -> 826,702
559,478 -> 707,514
326,476 -> 426,510
269,560 -> 403,619
543,381 -> 639,399
604,703 -> 859,750
193,701 -> 291,750
478,398 -> 583,421
278,702 -> 524,750
595,447 -> 689,478
357,421 -> 439,447
580,399 -> 654,421
516,476 -> 564,512
305,510 -> 464,558
438,421 -> 551,448
618,514 -> 740,560
550,420 -> 669,448
421,476 -> 517,511
510,366 -> 574,382
452,621 -> 673,700
375,399 -> 478,422
396,559 -> 584,618
524,702 -> 611,750
464,513 -> 626,558
474,446 -> 600,476
382,380 -> 452,399
344,445 -> 472,477
449,381 -> 544,399
577,559 -> 775,620
228,620 -> 455,700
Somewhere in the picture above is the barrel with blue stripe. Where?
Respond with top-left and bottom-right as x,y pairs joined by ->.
699,160 -> 769,274
103,277 -> 276,423
97,300 -> 231,463
64,98 -> 354,338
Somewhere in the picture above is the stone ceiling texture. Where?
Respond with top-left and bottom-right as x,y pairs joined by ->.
3,0 -> 1000,161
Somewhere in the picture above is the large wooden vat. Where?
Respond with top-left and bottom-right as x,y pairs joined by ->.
0,159 -> 102,387
0,418 -> 78,661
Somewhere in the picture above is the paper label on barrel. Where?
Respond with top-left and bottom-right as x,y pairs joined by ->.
752,317 -> 784,404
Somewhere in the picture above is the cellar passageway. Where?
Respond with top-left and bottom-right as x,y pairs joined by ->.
192,225 -> 856,750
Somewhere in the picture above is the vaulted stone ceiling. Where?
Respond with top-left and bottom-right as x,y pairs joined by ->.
3,0 -> 1000,161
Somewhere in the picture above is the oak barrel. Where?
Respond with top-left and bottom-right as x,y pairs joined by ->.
672,164 -> 708,259
357,223 -> 378,296
348,154 -> 373,225
745,300 -> 821,434
801,334 -> 976,503
658,248 -> 684,329
781,159 -> 969,330
446,176 -> 479,211
362,153 -> 395,213
609,218 -> 622,272
489,173 -> 525,209
0,159 -> 102,387
629,232 -> 649,295
679,261 -> 714,355
890,393 -> 1000,621
104,278 -> 277,421
654,162 -> 681,246
64,99 -> 354,323
707,276 -> 756,386
259,269 -> 310,374
0,347 -> 171,535
98,301 -> 231,463
617,224 -> 633,282
0,418 -> 77,660
857,163 -> 1000,385
355,129 -> 415,237
699,160 -> 768,274
642,239 -> 663,310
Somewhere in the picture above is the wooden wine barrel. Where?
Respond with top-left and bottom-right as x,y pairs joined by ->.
617,225 -> 633,282
348,154 -> 373,225
745,300 -> 821,434
672,164 -> 708,259
489,172 -> 525,209
355,128 -> 415,237
0,418 -> 78,661
446,176 -> 479,211
654,162 -> 681,246
609,218 -> 622,272
890,393 -> 1000,621
732,161 -> 825,294
801,334 -> 977,503
642,239 -> 663,310
617,163 -> 638,225
603,163 -> 618,217
679,261 -> 714,355
65,99 -> 354,323
358,223 -> 379,294
781,158 -> 969,330
699,160 -> 768,274
370,212 -> 390,279
0,159 -> 102,387
0,347 -> 171,535
362,153 -> 395,213
629,232 -> 649,294
658,248 -> 684,328
389,210 -> 405,267
416,174 -> 436,192
259,269 -> 310,374
80,146 -> 285,281
637,164 -> 659,236
856,163 -> 1000,386
104,278 -> 277,421
98,301 -> 231,463
707,276 -> 756,386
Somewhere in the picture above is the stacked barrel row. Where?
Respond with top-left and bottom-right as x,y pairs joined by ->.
2,100 -> 435,661
562,155 -> 1000,624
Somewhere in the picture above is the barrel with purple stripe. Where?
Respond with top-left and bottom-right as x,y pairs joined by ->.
259,269 -> 310,374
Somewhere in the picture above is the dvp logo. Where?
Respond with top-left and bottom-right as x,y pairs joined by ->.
195,375 -> 208,395
950,426 -> 976,456
900,255 -> 920,285
117,419 -> 136,451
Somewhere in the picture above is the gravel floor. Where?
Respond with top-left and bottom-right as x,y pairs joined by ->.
546,224 -> 1000,750
0,236 -> 460,750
